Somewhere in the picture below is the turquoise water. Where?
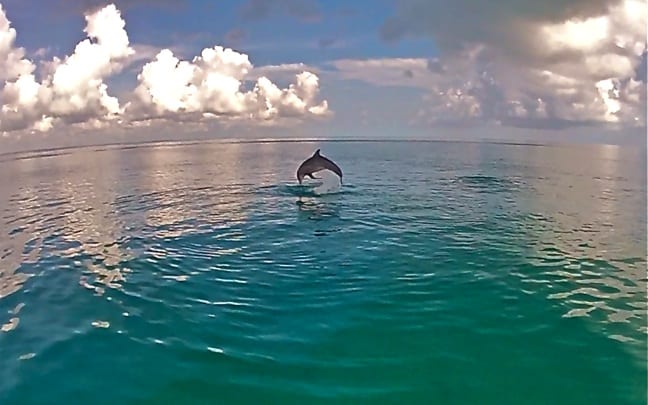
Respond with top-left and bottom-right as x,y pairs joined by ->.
0,140 -> 645,404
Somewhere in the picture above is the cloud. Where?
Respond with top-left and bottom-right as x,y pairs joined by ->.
239,0 -> 321,22
55,0 -> 182,15
247,62 -> 318,81
1,3 -> 134,133
331,58 -> 430,89
30,47 -> 51,59
0,3 -> 34,82
318,38 -> 336,49
126,47 -> 329,123
380,0 -> 647,129
0,3 -> 330,135
224,28 -> 246,45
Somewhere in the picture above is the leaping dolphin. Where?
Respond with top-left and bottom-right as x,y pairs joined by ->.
296,149 -> 343,185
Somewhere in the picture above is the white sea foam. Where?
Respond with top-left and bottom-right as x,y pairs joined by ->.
313,171 -> 342,195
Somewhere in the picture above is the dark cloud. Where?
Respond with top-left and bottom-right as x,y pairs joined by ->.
379,0 -> 630,70
224,28 -> 246,45
381,0 -> 623,45
318,38 -> 336,49
426,58 -> 445,74
55,0 -> 183,14
380,0 -> 646,130
240,0 -> 321,22
0,0 -> 185,23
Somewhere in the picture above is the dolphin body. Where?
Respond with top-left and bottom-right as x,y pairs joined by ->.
296,149 -> 343,185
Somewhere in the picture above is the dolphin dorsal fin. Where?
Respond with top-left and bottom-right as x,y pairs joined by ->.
314,149 -> 321,156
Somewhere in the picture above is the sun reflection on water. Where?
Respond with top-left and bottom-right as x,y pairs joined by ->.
512,144 -> 646,346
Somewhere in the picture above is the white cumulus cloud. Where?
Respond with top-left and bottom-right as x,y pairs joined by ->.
0,2 -> 330,136
0,3 -> 134,133
127,47 -> 329,123
0,4 -> 34,82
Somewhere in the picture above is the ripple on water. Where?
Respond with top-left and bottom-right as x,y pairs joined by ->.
0,142 -> 645,404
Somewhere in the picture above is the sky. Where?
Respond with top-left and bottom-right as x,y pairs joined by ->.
0,0 -> 646,153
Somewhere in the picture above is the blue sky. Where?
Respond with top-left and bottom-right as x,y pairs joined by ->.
2,0 -> 435,67
0,0 -> 645,152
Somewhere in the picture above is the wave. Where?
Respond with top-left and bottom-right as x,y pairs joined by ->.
257,181 -> 354,198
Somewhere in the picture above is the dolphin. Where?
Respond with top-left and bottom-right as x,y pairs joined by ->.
296,149 -> 343,185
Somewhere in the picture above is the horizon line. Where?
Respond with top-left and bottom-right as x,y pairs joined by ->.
0,135 -> 636,163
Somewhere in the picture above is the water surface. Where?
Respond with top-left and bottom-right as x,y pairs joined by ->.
0,140 -> 645,404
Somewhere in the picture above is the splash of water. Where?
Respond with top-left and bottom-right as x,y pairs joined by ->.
313,171 -> 342,195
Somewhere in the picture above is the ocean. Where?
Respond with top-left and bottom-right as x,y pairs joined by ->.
0,139 -> 645,404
